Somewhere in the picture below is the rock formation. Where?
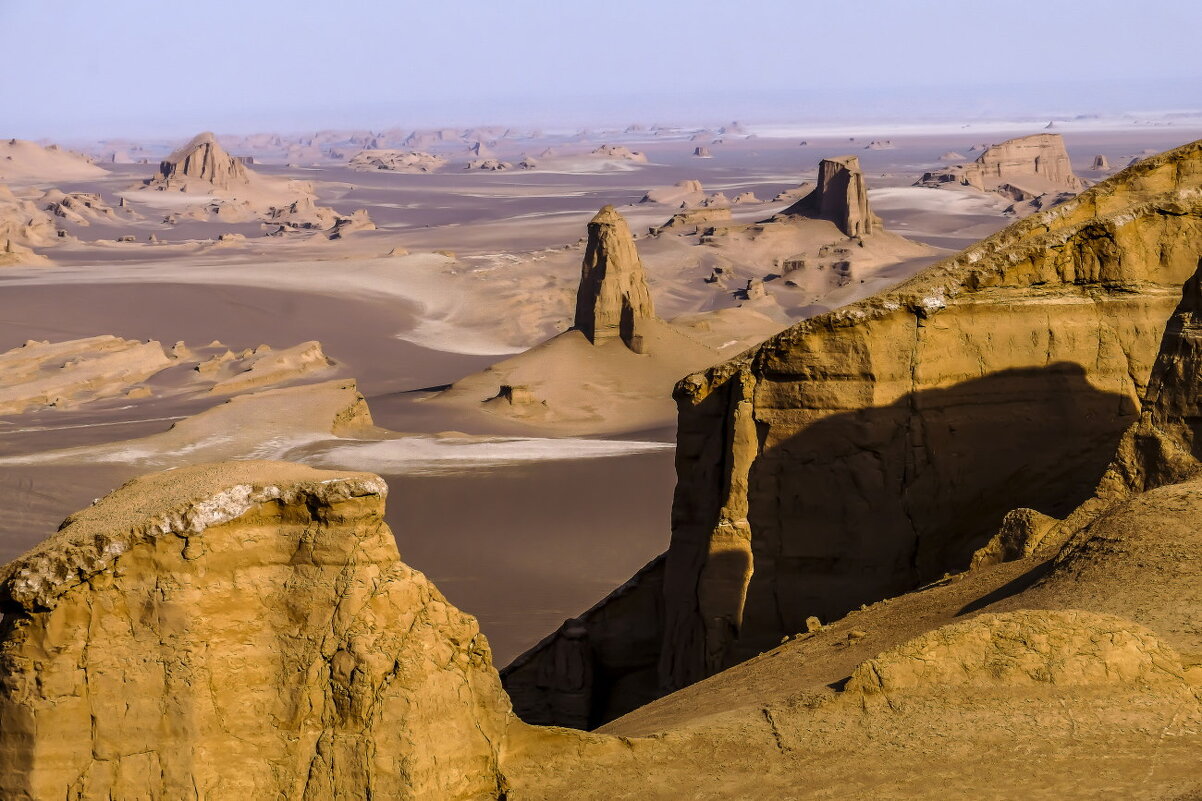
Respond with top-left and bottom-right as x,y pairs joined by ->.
1092,154 -> 1111,170
917,134 -> 1086,200
148,132 -> 250,191
693,146 -> 711,158
0,184 -> 57,263
590,145 -> 648,163
782,155 -> 881,236
573,205 -> 656,352
347,150 -> 447,173
0,462 -> 518,800
505,139 -> 1202,725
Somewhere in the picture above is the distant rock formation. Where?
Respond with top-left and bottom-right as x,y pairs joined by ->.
573,205 -> 656,352
918,134 -> 1086,196
939,151 -> 965,161
864,139 -> 895,150
0,184 -> 57,261
1092,154 -> 1111,170
640,179 -> 704,205
347,149 -> 446,173
590,145 -> 648,163
693,146 -> 712,158
466,158 -> 514,171
782,155 -> 881,236
149,132 -> 249,191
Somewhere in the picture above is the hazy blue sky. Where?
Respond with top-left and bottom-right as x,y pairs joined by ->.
1,0 -> 1199,138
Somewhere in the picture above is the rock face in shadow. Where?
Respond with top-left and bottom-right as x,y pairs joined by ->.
574,205 -> 657,353
505,139 -> 1202,726
0,462 -> 516,800
784,155 -> 880,236
149,132 -> 250,191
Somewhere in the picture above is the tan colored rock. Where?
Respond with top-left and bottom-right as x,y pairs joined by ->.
918,134 -> 1086,202
348,150 -> 447,173
208,340 -> 335,395
693,146 -> 711,158
783,155 -> 881,236
969,507 -> 1058,568
508,139 -> 1202,723
1092,154 -> 1111,170
574,205 -> 656,352
149,132 -> 249,191
846,610 -> 1188,697
327,209 -> 376,239
0,335 -> 174,414
0,462 -> 516,800
590,145 -> 648,163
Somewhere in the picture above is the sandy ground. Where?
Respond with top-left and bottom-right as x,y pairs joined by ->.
1,123 -> 1199,661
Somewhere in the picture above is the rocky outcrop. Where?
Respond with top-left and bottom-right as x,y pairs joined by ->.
590,145 -> 648,163
573,205 -> 657,352
0,184 -> 57,264
1092,154 -> 1111,170
782,155 -> 881,236
507,139 -> 1202,725
148,132 -> 250,191
0,462 -> 518,800
347,150 -> 447,173
918,134 -> 1086,201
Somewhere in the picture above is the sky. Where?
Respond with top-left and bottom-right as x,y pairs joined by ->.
1,0 -> 1199,139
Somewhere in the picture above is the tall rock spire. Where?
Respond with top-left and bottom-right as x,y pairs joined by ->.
574,205 -> 656,353
789,155 -> 881,237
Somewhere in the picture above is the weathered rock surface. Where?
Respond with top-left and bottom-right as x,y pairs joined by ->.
0,462 -> 517,800
574,205 -> 657,352
918,134 -> 1086,212
507,139 -> 1202,724
0,335 -> 175,413
0,184 -> 57,264
782,155 -> 881,236
590,145 -> 648,163
148,132 -> 250,191
1092,154 -> 1111,170
347,150 -> 447,173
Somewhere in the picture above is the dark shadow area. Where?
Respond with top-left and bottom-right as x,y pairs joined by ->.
956,558 -> 1056,616
731,361 -> 1137,662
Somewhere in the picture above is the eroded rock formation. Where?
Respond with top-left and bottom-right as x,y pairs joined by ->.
917,134 -> 1086,209
0,462 -> 517,800
506,139 -> 1202,724
149,132 -> 250,191
573,205 -> 656,352
783,155 -> 881,236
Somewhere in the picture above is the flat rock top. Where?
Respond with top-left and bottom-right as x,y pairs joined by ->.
0,460 -> 387,612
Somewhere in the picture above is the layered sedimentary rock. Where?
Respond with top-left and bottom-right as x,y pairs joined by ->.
0,462 -> 517,800
782,155 -> 881,236
149,132 -> 250,191
918,133 -> 1086,199
573,205 -> 656,352
507,139 -> 1202,724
